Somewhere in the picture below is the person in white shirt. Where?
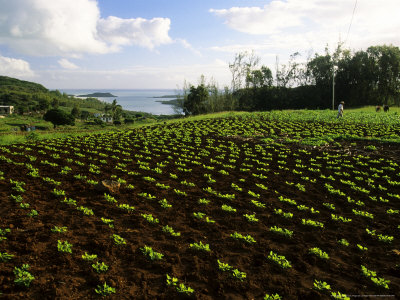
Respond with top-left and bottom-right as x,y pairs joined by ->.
337,101 -> 344,118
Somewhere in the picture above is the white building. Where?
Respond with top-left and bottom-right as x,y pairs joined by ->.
0,106 -> 14,115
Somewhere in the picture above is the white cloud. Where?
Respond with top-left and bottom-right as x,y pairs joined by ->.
0,54 -> 34,78
98,16 -> 172,50
175,38 -> 202,56
210,0 -> 400,51
58,58 -> 79,69
0,0 -> 173,56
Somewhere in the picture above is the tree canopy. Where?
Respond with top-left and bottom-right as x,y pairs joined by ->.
180,44 -> 400,114
43,109 -> 75,128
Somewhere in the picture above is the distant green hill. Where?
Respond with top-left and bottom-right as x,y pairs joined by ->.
0,76 -> 48,93
0,76 -> 106,114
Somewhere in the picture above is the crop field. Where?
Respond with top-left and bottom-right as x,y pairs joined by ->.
1,111 -> 400,299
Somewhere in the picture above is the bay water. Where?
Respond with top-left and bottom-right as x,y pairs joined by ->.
60,89 -> 180,115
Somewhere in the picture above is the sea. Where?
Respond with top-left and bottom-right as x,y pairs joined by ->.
59,89 -> 181,115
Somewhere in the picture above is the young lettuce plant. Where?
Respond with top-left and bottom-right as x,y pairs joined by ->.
140,245 -> 164,260
0,251 -> 14,262
57,240 -> 73,253
118,203 -> 135,212
92,261 -> 109,273
141,213 -> 159,224
230,232 -> 256,244
14,264 -> 34,287
243,213 -> 259,222
82,252 -> 98,261
264,293 -> 282,300
95,282 -> 116,296
51,226 -> 68,233
166,274 -> 194,296
313,280 -> 331,291
309,247 -> 329,259
189,241 -> 210,252
162,225 -> 181,237
267,251 -> 292,269
269,226 -> 293,238
111,234 -> 126,246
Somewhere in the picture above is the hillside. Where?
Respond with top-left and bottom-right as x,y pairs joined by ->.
0,76 -> 48,93
0,76 -> 106,113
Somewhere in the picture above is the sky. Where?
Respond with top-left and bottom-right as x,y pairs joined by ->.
0,0 -> 399,89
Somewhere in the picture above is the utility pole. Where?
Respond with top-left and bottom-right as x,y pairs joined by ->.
332,66 -> 335,110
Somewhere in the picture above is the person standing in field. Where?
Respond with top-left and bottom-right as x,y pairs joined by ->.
337,101 -> 344,118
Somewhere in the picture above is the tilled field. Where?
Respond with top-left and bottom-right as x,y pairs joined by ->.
1,115 -> 400,299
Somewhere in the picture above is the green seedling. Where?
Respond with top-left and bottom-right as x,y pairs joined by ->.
162,225 -> 181,237
104,193 -> 117,203
77,206 -> 94,216
232,269 -> 246,281
189,241 -> 210,252
82,252 -> 98,261
230,232 -> 256,244
267,251 -> 291,269
338,239 -> 349,246
14,264 -> 34,287
309,247 -> 329,259
57,240 -> 72,253
141,245 -> 164,260
264,294 -> 282,300
243,213 -> 259,222
270,226 -> 293,238
27,209 -> 38,217
52,188 -> 65,197
111,234 -> 126,246
0,251 -> 14,262
95,282 -> 116,296
159,198 -> 172,208
221,204 -> 237,212
217,259 -> 232,272
331,291 -> 350,299
51,226 -> 68,233
118,203 -> 135,212
141,213 -> 159,224
314,279 -> 331,290
92,261 -> 109,273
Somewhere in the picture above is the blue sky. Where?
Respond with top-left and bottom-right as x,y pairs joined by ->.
0,0 -> 399,89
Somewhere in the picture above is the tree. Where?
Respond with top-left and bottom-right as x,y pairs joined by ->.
246,66 -> 273,88
71,105 -> 80,119
113,105 -> 122,122
51,98 -> 60,109
229,51 -> 260,91
38,97 -> 50,111
275,52 -> 301,88
104,103 -> 112,114
80,110 -> 90,120
108,99 -> 122,121
183,84 -> 208,115
366,45 -> 400,105
43,109 -> 75,128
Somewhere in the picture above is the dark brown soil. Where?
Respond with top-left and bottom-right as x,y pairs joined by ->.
0,120 -> 400,299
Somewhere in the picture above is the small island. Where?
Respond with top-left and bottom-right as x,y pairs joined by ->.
152,95 -> 179,99
77,92 -> 117,97
156,99 -> 180,106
